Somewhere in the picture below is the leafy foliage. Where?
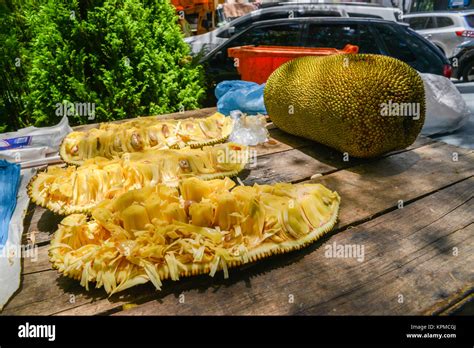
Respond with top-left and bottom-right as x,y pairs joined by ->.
0,0 -> 205,130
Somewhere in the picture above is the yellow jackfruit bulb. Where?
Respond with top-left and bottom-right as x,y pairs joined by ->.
161,202 -> 188,223
112,191 -> 138,212
180,177 -> 213,202
120,204 -> 150,231
157,185 -> 180,203
241,198 -> 265,239
264,54 -> 425,158
299,195 -> 322,229
189,201 -> 214,227
283,202 -> 310,238
213,192 -> 239,231
91,207 -> 114,225
144,192 -> 163,221
112,189 -> 149,212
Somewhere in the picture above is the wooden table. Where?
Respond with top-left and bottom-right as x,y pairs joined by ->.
2,107 -> 473,315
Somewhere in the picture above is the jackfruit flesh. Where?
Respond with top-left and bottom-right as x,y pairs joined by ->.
28,143 -> 248,215
60,113 -> 233,165
49,177 -> 340,294
264,54 -> 426,158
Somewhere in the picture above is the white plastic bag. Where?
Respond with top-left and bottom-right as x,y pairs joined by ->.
420,73 -> 470,135
228,111 -> 269,146
0,115 -> 72,168
0,168 -> 35,311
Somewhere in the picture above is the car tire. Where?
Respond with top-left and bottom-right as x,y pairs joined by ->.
462,60 -> 474,82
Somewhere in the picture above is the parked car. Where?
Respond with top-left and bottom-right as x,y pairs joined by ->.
450,39 -> 474,81
281,2 -> 402,21
186,3 -> 402,55
403,10 -> 474,58
199,17 -> 451,105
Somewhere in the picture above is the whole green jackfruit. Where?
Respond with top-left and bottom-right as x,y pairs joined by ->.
264,54 -> 426,158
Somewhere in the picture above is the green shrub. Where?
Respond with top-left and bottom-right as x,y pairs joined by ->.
0,0 -> 35,131
1,0 -> 205,130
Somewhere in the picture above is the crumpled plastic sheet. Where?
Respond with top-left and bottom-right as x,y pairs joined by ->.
228,110 -> 269,146
0,167 -> 34,310
420,73 -> 470,135
0,115 -> 72,168
215,80 -> 267,116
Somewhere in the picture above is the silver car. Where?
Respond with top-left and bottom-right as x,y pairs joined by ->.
403,11 -> 474,58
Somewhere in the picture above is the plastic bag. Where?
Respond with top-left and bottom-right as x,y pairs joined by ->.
215,80 -> 267,116
228,111 -> 269,146
0,167 -> 35,310
420,73 -> 470,135
0,160 -> 20,247
0,115 -> 71,168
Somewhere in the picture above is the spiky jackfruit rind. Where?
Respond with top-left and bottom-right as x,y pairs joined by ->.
29,143 -> 248,215
264,54 -> 426,158
48,178 -> 340,295
59,113 -> 234,165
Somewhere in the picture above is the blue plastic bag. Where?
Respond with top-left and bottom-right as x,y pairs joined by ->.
0,160 -> 20,247
215,80 -> 267,116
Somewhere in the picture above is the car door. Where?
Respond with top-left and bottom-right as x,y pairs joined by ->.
405,16 -> 446,53
431,16 -> 463,57
202,21 -> 304,105
302,21 -> 381,54
373,23 -> 445,75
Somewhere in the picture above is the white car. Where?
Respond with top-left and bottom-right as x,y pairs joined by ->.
185,3 -> 402,55
403,11 -> 474,58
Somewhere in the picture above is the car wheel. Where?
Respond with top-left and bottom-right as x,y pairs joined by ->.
462,60 -> 474,82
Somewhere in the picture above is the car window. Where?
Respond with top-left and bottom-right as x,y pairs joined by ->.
376,24 -> 444,74
227,23 -> 303,47
425,17 -> 436,29
464,14 -> 474,28
347,12 -> 383,19
204,22 -> 303,94
305,23 -> 380,54
216,9 -> 342,38
375,24 -> 417,62
406,17 -> 428,30
436,16 -> 454,27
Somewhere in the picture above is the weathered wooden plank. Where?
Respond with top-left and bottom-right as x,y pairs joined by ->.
109,177 -> 474,315
110,176 -> 472,315
5,141 -> 471,315
22,206 -> 64,247
22,245 -> 49,276
243,135 -> 434,185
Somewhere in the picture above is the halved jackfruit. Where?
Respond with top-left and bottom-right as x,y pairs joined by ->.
49,177 -> 340,295
29,143 -> 248,215
60,113 -> 234,165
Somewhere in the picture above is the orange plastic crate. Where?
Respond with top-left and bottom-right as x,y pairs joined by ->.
228,44 -> 359,84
